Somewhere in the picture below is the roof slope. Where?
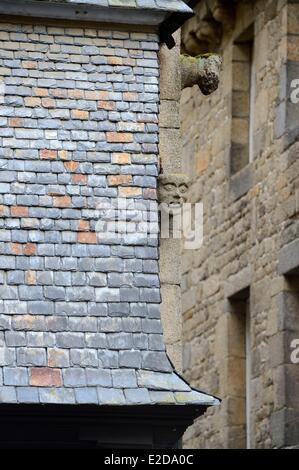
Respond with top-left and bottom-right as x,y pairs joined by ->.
0,0 -> 193,23
1,363 -> 219,407
60,0 -> 192,13
0,1 -> 218,411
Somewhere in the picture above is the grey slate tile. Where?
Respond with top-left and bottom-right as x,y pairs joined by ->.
0,386 -> 17,403
124,387 -> 151,404
75,387 -> 98,404
112,369 -> 137,388
39,388 -> 76,404
17,387 -> 40,403
137,371 -> 191,392
97,387 -> 126,405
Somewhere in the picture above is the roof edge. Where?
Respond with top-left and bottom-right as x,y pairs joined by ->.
0,0 -> 193,28
160,2 -> 195,48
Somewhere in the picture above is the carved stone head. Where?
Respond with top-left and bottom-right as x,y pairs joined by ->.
209,0 -> 235,27
158,173 -> 190,207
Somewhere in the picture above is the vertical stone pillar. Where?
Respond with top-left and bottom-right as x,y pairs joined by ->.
275,239 -> 299,448
271,1 -> 299,449
159,32 -> 184,372
275,0 -> 299,149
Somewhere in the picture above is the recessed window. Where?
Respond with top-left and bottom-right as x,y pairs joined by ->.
231,26 -> 255,174
228,287 -> 251,448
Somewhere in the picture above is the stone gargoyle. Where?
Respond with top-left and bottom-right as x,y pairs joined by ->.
180,53 -> 222,95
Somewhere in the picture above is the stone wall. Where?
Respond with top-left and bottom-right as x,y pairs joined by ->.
181,0 -> 299,448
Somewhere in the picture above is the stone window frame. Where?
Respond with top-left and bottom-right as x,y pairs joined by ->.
229,24 -> 255,202
227,287 -> 251,449
230,24 -> 255,174
225,267 -> 252,449
277,240 -> 299,447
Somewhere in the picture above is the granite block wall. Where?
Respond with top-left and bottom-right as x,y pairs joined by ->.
181,0 -> 299,449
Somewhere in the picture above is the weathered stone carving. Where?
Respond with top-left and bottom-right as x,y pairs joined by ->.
158,173 -> 190,207
198,18 -> 222,44
181,53 -> 222,95
182,0 -> 236,55
181,16 -> 222,55
208,0 -> 235,27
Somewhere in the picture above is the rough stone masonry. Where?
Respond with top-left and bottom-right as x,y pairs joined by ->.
181,0 -> 299,449
0,2 -> 218,408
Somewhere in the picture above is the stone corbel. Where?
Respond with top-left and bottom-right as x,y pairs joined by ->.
158,173 -> 192,241
181,16 -> 221,56
180,54 -> 222,95
195,19 -> 222,45
158,173 -> 190,207
181,0 -> 236,55
208,0 -> 236,28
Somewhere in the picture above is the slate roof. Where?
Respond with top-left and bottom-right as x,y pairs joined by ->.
0,0 -> 193,19
4,375 -> 219,407
0,1 -> 219,411
53,0 -> 193,14
2,369 -> 220,407
0,1 -> 194,47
